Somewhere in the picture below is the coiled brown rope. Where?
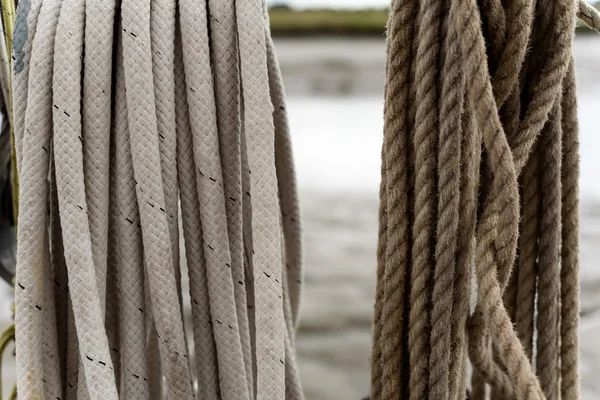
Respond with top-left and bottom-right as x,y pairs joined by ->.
372,0 -> 590,397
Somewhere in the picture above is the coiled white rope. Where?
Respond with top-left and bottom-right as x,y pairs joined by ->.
12,0 -> 304,398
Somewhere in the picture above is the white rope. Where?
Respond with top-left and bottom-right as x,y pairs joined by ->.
14,0 -> 61,397
113,26 -> 148,398
12,0 -> 304,398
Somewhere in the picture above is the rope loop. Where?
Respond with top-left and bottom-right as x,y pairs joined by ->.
372,0 -> 586,398
10,0 -> 304,398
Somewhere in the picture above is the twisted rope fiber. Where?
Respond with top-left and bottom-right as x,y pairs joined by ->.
513,0 -> 559,372
535,99 -> 563,400
457,0 -> 533,395
447,106 -> 480,400
428,1 -> 463,397
371,0 -> 417,398
559,60 -> 580,400
407,0 -> 444,397
370,141 -> 388,400
372,0 -> 584,396
578,0 -> 600,32
12,0 -> 304,398
515,143 -> 540,361
470,0 -> 536,393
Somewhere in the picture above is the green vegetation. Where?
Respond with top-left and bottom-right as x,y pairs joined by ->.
268,8 -> 389,36
268,6 -> 598,37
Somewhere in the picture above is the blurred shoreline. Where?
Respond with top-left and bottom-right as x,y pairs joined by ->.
267,7 -> 600,36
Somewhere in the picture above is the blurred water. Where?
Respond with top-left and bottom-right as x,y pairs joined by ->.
288,93 -> 600,200
289,97 -> 383,192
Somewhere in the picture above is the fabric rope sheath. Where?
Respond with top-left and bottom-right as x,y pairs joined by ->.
371,0 -> 590,398
12,0 -> 304,398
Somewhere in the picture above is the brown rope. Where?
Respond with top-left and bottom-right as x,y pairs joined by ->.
449,107 -> 480,400
515,143 -> 540,361
560,59 -> 580,400
407,0 -> 443,392
372,0 -> 584,396
371,0 -> 417,398
536,99 -> 562,399
429,5 -> 463,397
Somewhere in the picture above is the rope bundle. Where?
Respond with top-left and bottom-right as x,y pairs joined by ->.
371,0 -> 598,398
12,0 -> 304,398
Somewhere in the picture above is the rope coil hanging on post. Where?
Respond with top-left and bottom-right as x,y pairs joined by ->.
371,0 -> 597,398
11,0 -> 304,398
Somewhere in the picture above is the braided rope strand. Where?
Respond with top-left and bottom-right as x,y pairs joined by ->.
13,0 -> 303,398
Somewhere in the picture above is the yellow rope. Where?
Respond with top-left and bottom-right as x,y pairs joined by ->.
0,323 -> 14,400
1,0 -> 17,226
0,302 -> 15,400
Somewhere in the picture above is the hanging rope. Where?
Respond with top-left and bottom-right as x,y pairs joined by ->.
11,0 -> 304,398
0,0 -> 17,225
0,303 -> 16,400
578,0 -> 600,32
371,0 -> 596,398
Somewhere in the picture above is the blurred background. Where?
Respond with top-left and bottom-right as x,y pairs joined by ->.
263,1 -> 600,399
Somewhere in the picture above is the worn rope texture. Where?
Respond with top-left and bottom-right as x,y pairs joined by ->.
578,0 -> 600,32
371,0 -> 582,397
12,0 -> 304,398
